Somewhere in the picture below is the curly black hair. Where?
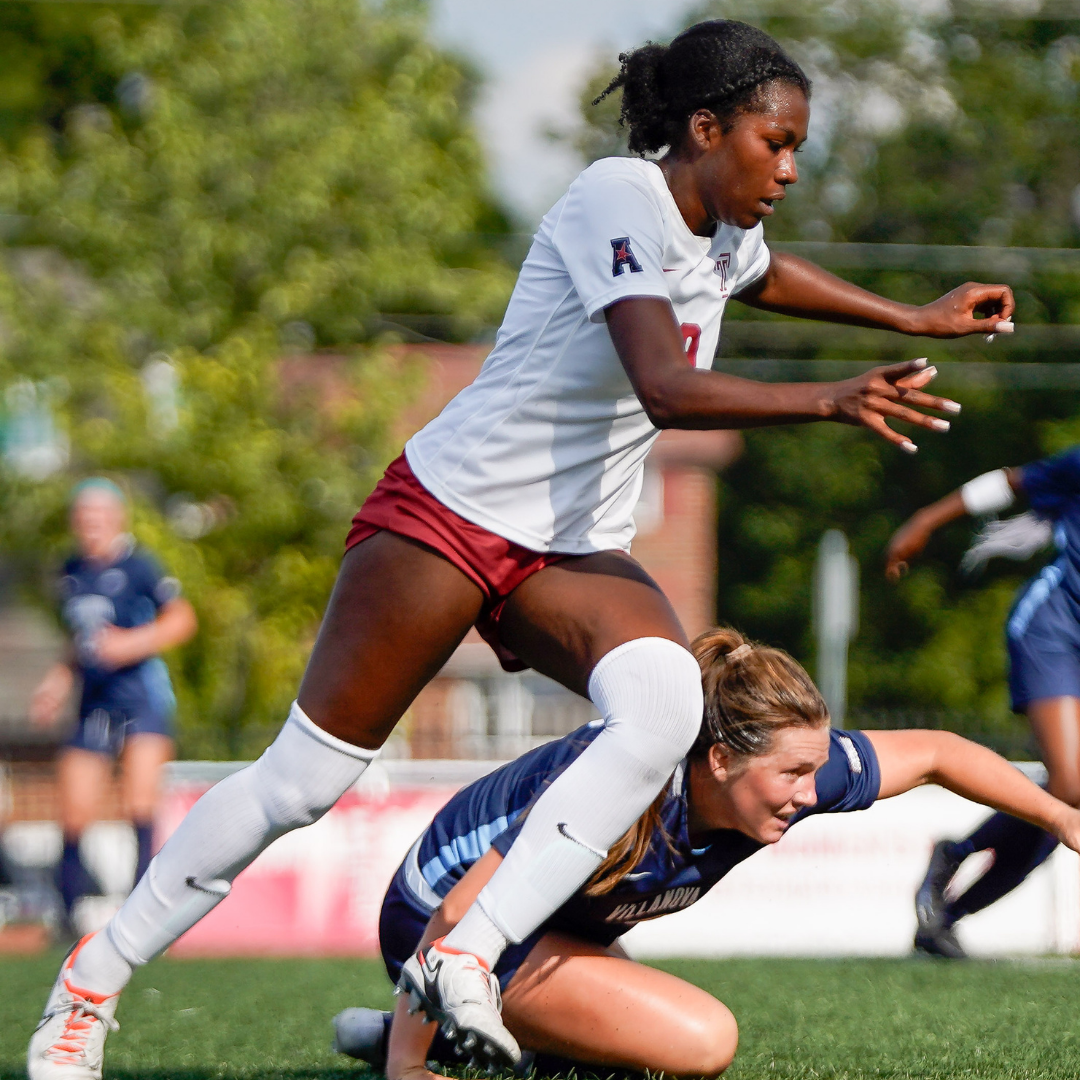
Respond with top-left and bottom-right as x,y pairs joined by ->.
594,20 -> 810,155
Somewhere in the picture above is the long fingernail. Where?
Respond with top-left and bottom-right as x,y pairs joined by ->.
930,418 -> 950,432
943,400 -> 962,414
913,357 -> 928,367
995,320 -> 1015,333
924,366 -> 938,379
901,440 -> 918,454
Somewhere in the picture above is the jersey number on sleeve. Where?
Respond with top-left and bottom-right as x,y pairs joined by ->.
680,323 -> 701,367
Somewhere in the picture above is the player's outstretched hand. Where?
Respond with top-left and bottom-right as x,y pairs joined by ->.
910,282 -> 1015,338
828,358 -> 960,455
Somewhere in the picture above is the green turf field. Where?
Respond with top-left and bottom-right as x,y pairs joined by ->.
5,953 -> 1080,1079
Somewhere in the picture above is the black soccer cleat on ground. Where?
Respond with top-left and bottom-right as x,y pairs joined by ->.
915,840 -> 962,932
914,921 -> 967,959
914,839 -> 966,959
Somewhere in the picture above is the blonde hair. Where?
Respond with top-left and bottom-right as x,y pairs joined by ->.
584,626 -> 828,896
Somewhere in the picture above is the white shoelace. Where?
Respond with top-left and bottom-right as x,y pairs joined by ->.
42,992 -> 119,1064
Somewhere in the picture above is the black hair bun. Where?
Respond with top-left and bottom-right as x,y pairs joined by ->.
595,19 -> 810,155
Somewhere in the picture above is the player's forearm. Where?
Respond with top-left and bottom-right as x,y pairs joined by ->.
927,733 -> 1072,839
638,368 -> 834,430
907,491 -> 968,536
30,661 -> 75,726
384,855 -> 502,1080
385,993 -> 437,1080
736,253 -> 921,333
908,465 -> 1024,534
127,600 -> 198,660
154,599 -> 198,651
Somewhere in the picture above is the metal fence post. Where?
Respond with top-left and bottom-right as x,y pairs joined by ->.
814,530 -> 859,728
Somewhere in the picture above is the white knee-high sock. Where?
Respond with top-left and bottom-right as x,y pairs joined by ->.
71,702 -> 376,994
444,637 -> 702,961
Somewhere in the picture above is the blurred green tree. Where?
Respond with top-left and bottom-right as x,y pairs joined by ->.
0,3 -> 153,147
572,0 -> 1080,750
0,0 -> 512,756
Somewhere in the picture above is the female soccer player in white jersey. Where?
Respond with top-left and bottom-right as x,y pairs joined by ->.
331,628 -> 1080,1080
28,19 -> 1015,1079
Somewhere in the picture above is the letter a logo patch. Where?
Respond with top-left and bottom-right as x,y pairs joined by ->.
610,237 -> 643,276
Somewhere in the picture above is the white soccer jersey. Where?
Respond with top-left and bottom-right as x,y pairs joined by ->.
405,156 -> 770,554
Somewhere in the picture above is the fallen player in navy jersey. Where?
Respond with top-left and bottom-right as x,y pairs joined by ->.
333,627 -> 1080,1079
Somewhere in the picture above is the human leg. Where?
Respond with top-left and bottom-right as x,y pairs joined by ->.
955,696 -> 1080,919
407,555 -> 702,1062
389,932 -> 736,1079
55,749 -> 110,916
447,553 -> 700,951
119,733 -> 173,886
941,813 -> 1058,925
60,533 -> 482,995
940,697 -> 1079,928
501,933 -> 737,1077
1029,695 -> 1080,806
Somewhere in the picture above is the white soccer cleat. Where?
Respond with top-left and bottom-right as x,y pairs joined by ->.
27,934 -> 120,1080
397,936 -> 520,1069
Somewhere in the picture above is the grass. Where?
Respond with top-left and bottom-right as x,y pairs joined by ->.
5,953 -> 1080,1079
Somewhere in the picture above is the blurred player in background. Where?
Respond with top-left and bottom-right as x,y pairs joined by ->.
331,627 -> 1080,1080
28,19 -> 1014,1080
30,479 -> 197,935
886,447 -> 1080,957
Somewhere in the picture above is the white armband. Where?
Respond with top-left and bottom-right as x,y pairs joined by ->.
960,468 -> 1015,516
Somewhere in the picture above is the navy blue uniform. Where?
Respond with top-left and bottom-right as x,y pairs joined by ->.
1007,447 -> 1080,710
380,722 -> 880,990
59,538 -> 180,755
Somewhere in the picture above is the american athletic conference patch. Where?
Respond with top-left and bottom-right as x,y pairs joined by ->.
610,237 -> 643,276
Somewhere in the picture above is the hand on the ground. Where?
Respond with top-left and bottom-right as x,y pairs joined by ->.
828,359 -> 960,453
910,282 -> 1015,337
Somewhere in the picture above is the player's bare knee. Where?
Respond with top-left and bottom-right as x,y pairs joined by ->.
672,1001 -> 737,1077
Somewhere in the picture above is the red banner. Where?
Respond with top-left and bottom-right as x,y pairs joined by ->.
163,783 -> 457,956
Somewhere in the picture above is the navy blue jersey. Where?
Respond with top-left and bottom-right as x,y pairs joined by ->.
401,723 -> 880,945
59,537 -> 180,701
1019,447 -> 1080,584
1000,447 -> 1080,707
1007,448 -> 1080,642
